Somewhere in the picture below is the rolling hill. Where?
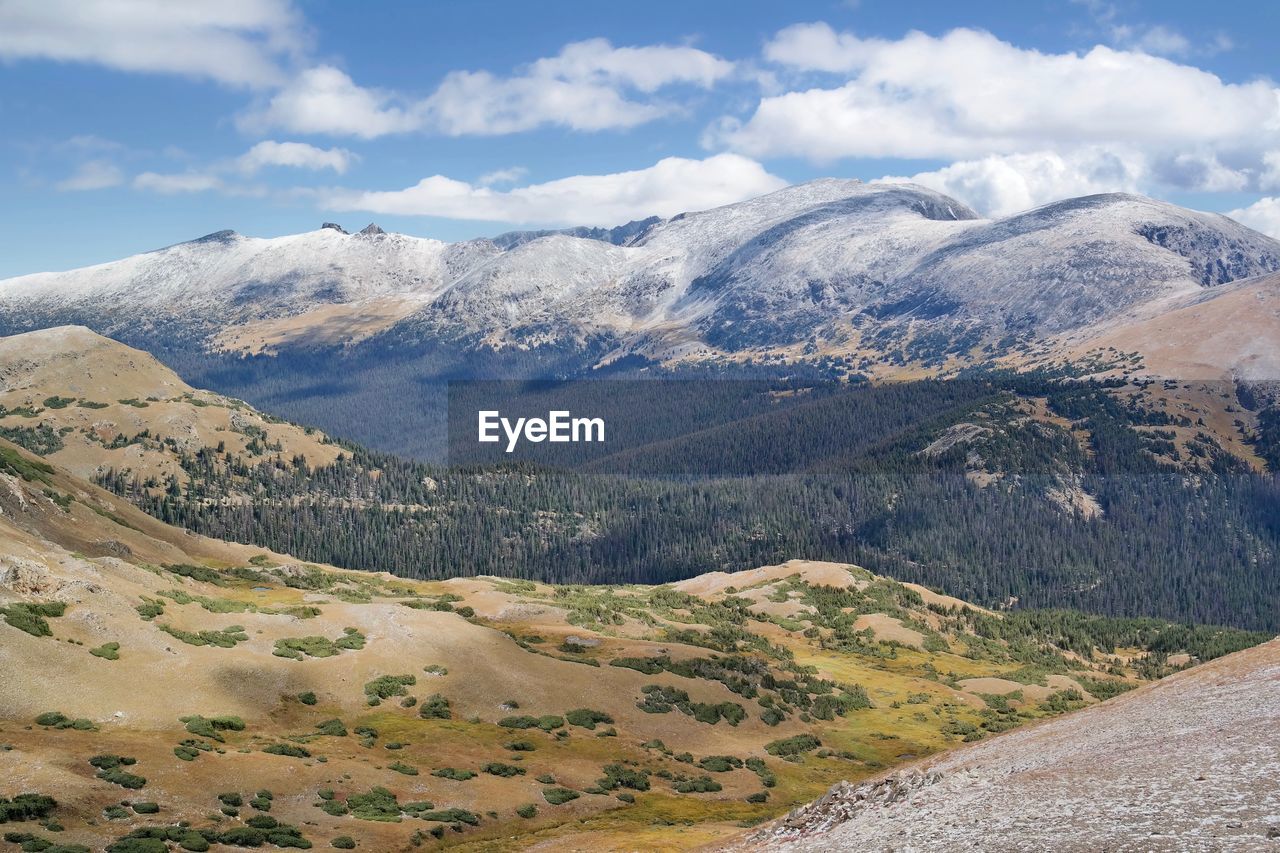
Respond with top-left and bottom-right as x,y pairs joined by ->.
0,433 -> 1267,851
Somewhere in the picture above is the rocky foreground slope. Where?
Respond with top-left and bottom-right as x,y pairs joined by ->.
735,637 -> 1280,852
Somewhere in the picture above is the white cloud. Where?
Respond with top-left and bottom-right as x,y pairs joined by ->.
133,171 -> 224,193
236,140 -> 353,174
1227,197 -> 1280,239
477,167 -> 529,187
0,0 -> 303,88
56,159 -> 124,191
528,38 -> 734,93
724,24 -> 1280,164
1260,152 -> 1280,191
247,38 -> 733,138
322,154 -> 786,225
883,148 -> 1147,217
238,65 -> 419,138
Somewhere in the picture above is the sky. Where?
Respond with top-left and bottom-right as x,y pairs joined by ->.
2,0 -> 1279,277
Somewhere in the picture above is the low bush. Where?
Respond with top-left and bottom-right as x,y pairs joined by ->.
33,712 -> 95,731
431,768 -> 475,781
1,602 -> 66,637
180,715 -> 244,743
89,642 -> 121,661
498,715 -> 563,731
90,755 -> 145,790
0,793 -> 57,823
363,674 -> 415,700
516,804 -> 537,819
564,708 -> 613,730
418,693 -> 450,720
764,734 -> 821,757
262,743 -> 310,759
542,788 -> 579,806
673,776 -> 722,794
482,762 -> 525,778
315,719 -> 347,737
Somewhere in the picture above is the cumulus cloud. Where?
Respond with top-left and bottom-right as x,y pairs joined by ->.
1227,197 -> 1280,240
322,154 -> 785,225
56,159 -> 124,191
0,0 -> 303,88
246,38 -> 734,138
882,148 -> 1147,217
237,65 -> 419,138
236,140 -> 354,174
723,24 -> 1280,163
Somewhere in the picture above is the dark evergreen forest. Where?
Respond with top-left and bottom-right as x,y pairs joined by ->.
92,374 -> 1280,632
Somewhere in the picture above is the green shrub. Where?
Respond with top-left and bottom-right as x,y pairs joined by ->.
33,712 -> 95,731
158,624 -> 247,648
746,791 -> 769,803
1,602 -> 66,637
418,693 -> 450,720
89,642 -> 121,661
297,692 -> 318,706
564,708 -> 613,730
542,788 -> 580,806
504,740 -> 535,751
482,762 -> 525,778
422,664 -> 448,676
516,804 -> 537,819
698,755 -> 743,773
90,755 -> 145,789
179,715 -> 244,743
498,714 -> 563,731
218,793 -> 243,807
764,734 -> 821,756
135,601 -> 165,621
315,719 -> 347,737
0,793 -> 57,823
599,764 -> 649,791
389,762 -> 418,776
673,776 -> 721,794
414,808 -> 479,826
130,802 -> 160,814
263,743 -> 310,759
346,787 -> 401,822
430,768 -> 475,781
331,838 -> 356,850
363,674 -> 415,700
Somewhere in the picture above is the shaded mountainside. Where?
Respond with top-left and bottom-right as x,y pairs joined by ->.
735,637 -> 1280,852
0,438 -> 1268,850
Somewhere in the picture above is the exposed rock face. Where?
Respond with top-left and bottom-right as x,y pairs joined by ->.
734,638 -> 1280,852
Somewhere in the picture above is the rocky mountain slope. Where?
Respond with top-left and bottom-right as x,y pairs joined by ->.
736,636 -> 1280,852
2,181 -> 1277,376
6,432 -> 1260,851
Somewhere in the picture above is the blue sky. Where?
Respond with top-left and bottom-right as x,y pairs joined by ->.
2,0 -> 1279,277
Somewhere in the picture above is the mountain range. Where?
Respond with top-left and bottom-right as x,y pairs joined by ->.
4,179 -> 1279,459
2,179 -> 1277,370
